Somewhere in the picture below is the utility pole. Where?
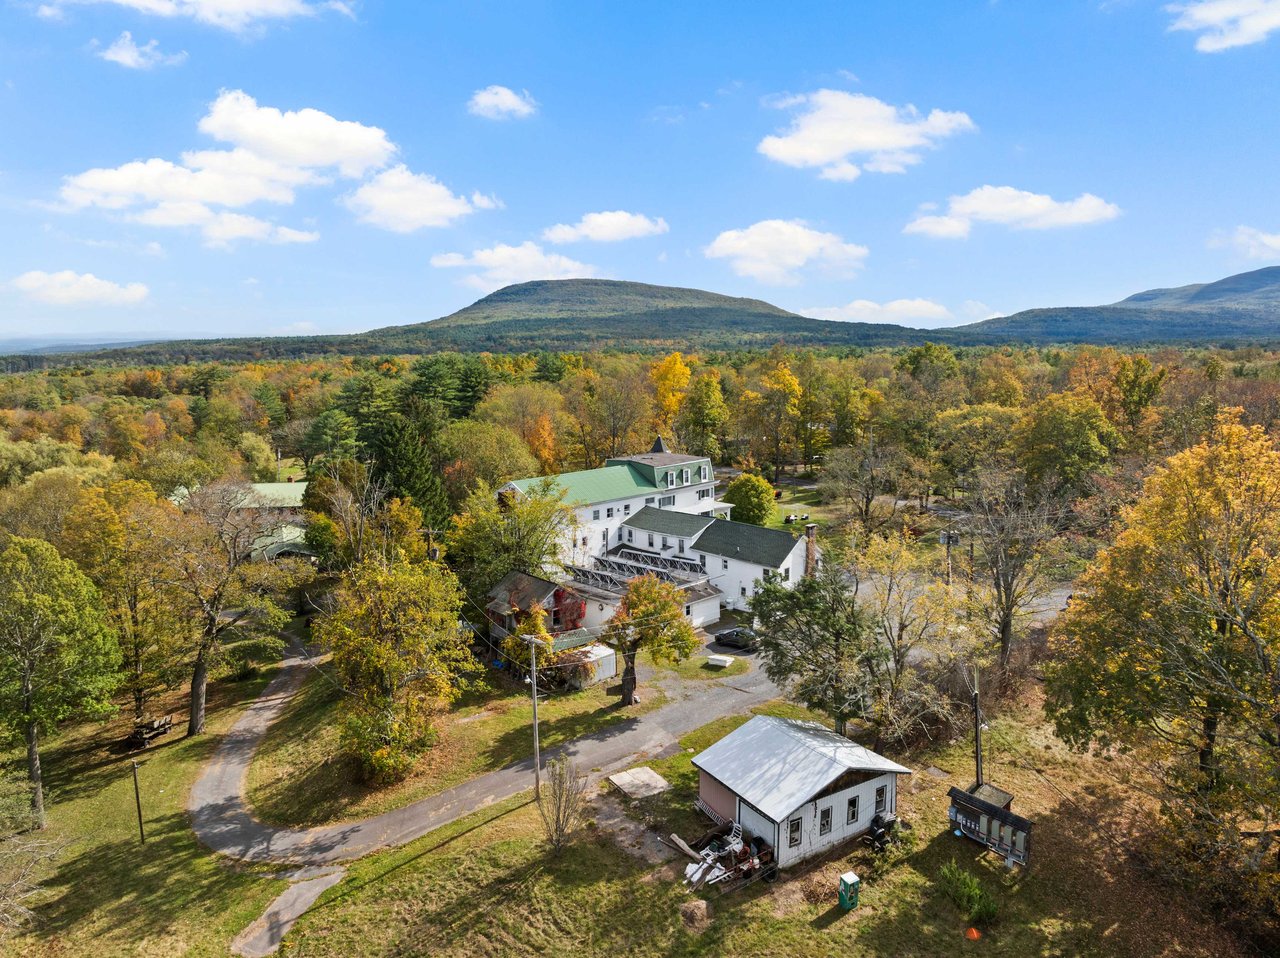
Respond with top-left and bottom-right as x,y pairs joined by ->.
972,666 -> 984,788
131,760 -> 145,845
525,634 -> 545,800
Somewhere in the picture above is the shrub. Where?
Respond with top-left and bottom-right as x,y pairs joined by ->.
937,858 -> 999,927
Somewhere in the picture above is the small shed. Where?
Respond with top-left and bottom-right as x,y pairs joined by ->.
691,715 -> 911,868
947,783 -> 1032,866
566,644 -> 617,690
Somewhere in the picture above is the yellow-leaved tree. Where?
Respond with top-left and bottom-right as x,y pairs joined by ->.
1046,410 -> 1280,922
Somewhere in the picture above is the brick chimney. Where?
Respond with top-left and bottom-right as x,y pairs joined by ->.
804,523 -> 818,577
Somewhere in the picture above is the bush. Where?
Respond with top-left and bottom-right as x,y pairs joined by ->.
937,858 -> 999,926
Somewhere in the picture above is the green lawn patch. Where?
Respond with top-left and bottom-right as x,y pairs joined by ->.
6,672 -> 286,958
245,668 -> 667,828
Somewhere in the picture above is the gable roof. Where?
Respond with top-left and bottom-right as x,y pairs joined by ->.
622,506 -> 714,539
506,465 -> 655,505
485,571 -> 559,615
692,715 -> 911,822
692,519 -> 800,568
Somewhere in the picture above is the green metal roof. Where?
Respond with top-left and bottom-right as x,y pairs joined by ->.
552,628 -> 595,652
247,482 -> 307,509
507,465 -> 656,505
692,519 -> 800,568
622,506 -> 713,538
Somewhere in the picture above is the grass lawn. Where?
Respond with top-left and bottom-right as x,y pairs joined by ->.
245,667 -> 667,828
278,695 -> 1251,958
6,671 -> 287,958
765,485 -> 844,533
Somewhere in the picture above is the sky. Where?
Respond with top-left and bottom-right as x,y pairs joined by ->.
2,0 -> 1280,341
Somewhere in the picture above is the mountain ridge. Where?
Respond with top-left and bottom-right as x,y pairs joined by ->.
8,268 -> 1280,368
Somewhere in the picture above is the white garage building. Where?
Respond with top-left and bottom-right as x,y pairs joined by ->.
692,715 -> 912,868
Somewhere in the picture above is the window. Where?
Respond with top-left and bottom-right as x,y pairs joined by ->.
581,536 -> 588,547
678,538 -> 685,554
684,604 -> 691,616
697,488 -> 711,500
666,472 -> 674,488
723,558 -> 729,570
819,807 -> 832,836
592,509 -> 600,521
700,465 -> 708,481
683,469 -> 690,485
645,497 -> 655,505
552,608 -> 562,627
601,530 -> 608,546
623,504 -> 631,515
626,529 -> 634,543
606,507 -> 614,518
875,785 -> 887,815
648,533 -> 655,548
783,568 -> 791,581
699,555 -> 706,569
740,586 -> 747,597
659,495 -> 675,507
661,536 -> 669,549
847,796 -> 860,825
788,818 -> 802,848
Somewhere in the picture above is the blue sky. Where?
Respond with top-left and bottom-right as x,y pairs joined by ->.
2,0 -> 1280,340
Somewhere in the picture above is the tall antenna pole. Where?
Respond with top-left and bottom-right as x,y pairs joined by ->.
973,665 -> 984,788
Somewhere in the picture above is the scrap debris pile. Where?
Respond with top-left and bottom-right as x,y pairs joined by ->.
670,822 -> 776,891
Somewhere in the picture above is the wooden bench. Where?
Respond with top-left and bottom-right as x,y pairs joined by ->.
127,714 -> 173,749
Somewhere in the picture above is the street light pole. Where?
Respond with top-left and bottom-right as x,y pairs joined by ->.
525,635 -> 544,801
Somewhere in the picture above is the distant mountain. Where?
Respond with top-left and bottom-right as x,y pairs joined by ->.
951,266 -> 1280,345
16,279 -> 932,366
8,269 -> 1280,368
0,335 -> 166,355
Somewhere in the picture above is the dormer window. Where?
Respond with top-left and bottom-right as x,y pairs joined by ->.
683,468 -> 691,485
699,465 -> 708,481
666,472 -> 674,488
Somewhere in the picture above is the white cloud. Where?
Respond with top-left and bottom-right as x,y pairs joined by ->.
1228,225 -> 1280,259
962,299 -> 1000,321
807,298 -> 953,327
11,269 -> 148,305
542,210 -> 669,244
467,85 -> 538,120
1168,1 -> 1280,52
59,89 -> 491,246
704,219 -> 868,285
758,90 -> 975,181
97,31 -> 187,69
198,89 -> 394,178
904,185 -> 1121,238
344,165 -> 481,232
44,1 -> 339,32
430,241 -> 595,291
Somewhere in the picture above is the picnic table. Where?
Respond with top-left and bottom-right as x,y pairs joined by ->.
127,714 -> 173,749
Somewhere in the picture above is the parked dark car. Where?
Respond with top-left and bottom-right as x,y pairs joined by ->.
716,627 -> 759,651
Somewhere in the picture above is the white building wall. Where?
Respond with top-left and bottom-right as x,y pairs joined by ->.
774,772 -> 900,869
684,595 -> 721,629
736,799 -> 780,852
703,537 -> 808,612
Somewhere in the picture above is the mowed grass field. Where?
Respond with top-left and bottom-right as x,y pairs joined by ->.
282,696 -> 1252,958
4,672 -> 286,958
245,663 -> 667,827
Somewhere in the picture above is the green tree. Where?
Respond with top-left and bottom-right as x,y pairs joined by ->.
674,370 -> 729,461
751,554 -> 875,735
1111,355 -> 1167,441
602,575 -> 697,706
317,559 -> 476,783
1014,390 -> 1120,495
367,412 -> 451,530
721,472 -> 775,526
302,410 -> 358,470
438,420 -> 539,507
445,480 -> 577,606
0,537 -> 118,825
